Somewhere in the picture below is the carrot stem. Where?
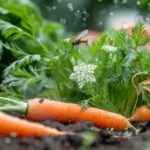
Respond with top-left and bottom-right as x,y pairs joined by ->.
124,90 -> 136,117
0,97 -> 27,113
0,105 -> 27,114
0,97 -> 25,105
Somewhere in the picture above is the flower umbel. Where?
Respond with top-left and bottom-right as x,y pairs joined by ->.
69,64 -> 97,89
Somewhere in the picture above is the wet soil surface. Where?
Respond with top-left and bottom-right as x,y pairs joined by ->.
1,112 -> 150,150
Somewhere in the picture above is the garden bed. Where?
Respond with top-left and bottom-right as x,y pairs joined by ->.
0,112 -> 149,150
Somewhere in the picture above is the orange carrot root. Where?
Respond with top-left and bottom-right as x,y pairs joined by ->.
0,112 -> 69,137
129,105 -> 150,122
26,98 -> 133,130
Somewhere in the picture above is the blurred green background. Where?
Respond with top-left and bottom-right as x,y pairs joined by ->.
31,0 -> 150,33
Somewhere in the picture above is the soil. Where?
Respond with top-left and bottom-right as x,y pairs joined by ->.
1,112 -> 150,150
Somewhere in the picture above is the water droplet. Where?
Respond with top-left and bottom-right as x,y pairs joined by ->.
67,3 -> 74,11
98,0 -> 102,2
70,8 -> 74,11
67,3 -> 73,8
137,1 -> 141,5
77,10 -> 80,13
60,18 -> 66,24
99,21 -> 103,25
57,0 -> 62,3
52,6 -> 56,10
146,17 -> 149,21
83,10 -> 87,14
74,12 -> 77,16
114,0 -> 118,3
123,0 -> 127,3
83,18 -> 87,21
110,12 -> 113,16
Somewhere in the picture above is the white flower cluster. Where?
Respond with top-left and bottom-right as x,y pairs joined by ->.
69,64 -> 97,89
102,45 -> 117,52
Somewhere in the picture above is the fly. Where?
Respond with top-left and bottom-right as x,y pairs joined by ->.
72,30 -> 93,46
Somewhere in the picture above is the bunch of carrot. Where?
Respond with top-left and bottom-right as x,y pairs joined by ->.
0,97 -> 133,131
1,96 -> 150,138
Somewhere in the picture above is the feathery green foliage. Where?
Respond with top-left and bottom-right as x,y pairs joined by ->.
0,0 -> 150,117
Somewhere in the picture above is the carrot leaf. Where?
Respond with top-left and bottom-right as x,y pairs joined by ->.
131,22 -> 150,48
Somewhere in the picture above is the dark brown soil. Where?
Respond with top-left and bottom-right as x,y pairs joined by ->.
1,112 -> 150,150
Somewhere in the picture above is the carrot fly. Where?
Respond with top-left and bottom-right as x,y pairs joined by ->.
72,30 -> 93,46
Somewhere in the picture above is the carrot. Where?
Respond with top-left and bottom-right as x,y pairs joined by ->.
0,97 -> 132,130
27,98 -> 133,130
129,105 -> 150,122
128,79 -> 150,122
141,79 -> 150,94
0,111 -> 68,137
